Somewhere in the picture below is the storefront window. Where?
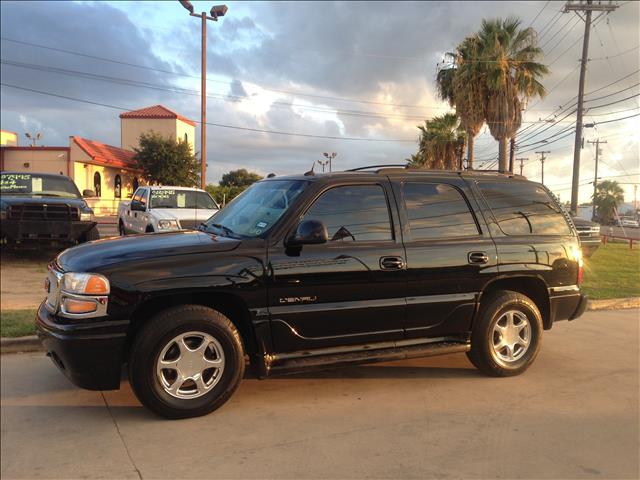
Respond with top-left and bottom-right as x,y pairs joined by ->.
114,175 -> 122,198
93,172 -> 102,197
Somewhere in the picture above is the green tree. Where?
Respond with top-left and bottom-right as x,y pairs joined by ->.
220,169 -> 263,188
409,113 -> 466,170
436,36 -> 486,169
206,168 -> 263,206
133,132 -> 199,186
477,17 -> 548,172
593,180 -> 624,224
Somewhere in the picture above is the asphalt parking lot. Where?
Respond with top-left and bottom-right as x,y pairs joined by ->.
1,309 -> 638,479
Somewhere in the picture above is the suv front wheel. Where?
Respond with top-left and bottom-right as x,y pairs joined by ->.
467,290 -> 543,377
128,305 -> 245,419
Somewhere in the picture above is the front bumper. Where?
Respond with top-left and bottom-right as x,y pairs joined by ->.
1,219 -> 96,243
579,238 -> 601,257
36,302 -> 129,390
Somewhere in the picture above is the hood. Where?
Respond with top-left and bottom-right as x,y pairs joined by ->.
1,195 -> 87,208
56,230 -> 240,273
571,216 -> 599,227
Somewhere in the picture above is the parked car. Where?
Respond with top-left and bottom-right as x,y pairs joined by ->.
571,216 -> 600,257
38,168 -> 587,419
1,171 -> 98,246
117,186 -> 219,235
618,216 -> 639,228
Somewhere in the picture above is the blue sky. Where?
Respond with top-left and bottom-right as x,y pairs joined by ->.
1,1 -> 638,204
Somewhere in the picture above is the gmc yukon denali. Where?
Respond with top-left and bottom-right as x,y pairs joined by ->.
37,168 -> 588,419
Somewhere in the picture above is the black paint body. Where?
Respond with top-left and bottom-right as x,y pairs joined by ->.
36,171 -> 587,390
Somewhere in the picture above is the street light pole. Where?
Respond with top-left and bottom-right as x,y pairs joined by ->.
179,1 -> 228,190
323,152 -> 337,172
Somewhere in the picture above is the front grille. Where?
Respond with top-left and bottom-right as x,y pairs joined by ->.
8,204 -> 79,221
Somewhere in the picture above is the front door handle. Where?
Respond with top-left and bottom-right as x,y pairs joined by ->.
380,256 -> 405,270
468,251 -> 489,264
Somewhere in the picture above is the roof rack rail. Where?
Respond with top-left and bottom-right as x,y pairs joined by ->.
346,164 -> 408,172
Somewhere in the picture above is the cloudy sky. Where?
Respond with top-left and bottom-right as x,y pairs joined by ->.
1,1 -> 638,204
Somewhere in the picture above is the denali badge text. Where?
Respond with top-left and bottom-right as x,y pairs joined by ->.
279,296 -> 318,304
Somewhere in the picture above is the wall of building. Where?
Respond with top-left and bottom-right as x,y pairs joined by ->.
0,147 -> 70,175
120,118 -> 195,152
1,131 -> 19,146
70,142 -> 142,215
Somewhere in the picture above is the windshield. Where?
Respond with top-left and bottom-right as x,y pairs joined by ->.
0,173 -> 80,198
203,179 -> 308,238
150,189 -> 219,210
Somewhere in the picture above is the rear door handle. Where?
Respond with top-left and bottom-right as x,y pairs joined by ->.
468,251 -> 489,264
380,256 -> 405,270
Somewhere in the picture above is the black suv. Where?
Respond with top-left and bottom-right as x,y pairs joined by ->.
1,172 -> 99,245
37,168 -> 587,418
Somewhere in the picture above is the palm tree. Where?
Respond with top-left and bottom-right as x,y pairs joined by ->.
436,36 -> 486,169
477,17 -> 548,172
593,180 -> 625,224
410,113 -> 466,170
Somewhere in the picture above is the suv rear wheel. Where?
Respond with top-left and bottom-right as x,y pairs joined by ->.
467,290 -> 543,377
128,305 -> 245,419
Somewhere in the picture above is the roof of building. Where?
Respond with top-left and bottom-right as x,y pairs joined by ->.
71,136 -> 140,171
119,105 -> 196,127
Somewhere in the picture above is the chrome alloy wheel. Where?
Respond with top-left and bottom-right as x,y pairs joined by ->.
156,331 -> 225,399
491,310 -> 531,365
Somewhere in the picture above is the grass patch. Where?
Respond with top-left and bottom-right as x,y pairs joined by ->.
1,309 -> 37,338
582,243 -> 640,299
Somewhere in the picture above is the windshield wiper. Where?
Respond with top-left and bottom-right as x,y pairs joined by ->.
209,223 -> 236,237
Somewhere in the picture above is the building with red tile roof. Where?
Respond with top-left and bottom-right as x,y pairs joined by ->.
1,105 -> 195,215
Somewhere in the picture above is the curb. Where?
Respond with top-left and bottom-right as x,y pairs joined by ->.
1,298 -> 639,354
1,335 -> 41,354
587,297 -> 640,311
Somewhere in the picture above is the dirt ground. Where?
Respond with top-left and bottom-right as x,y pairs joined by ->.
0,250 -> 52,310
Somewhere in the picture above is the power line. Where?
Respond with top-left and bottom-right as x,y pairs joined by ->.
0,36 -> 440,111
0,82 -> 418,143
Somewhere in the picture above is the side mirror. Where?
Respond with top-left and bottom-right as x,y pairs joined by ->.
130,200 -> 146,212
287,220 -> 328,247
82,189 -> 96,198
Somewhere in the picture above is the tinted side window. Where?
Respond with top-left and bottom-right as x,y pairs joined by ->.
478,181 -> 572,235
302,185 -> 392,242
132,188 -> 142,203
403,183 -> 479,240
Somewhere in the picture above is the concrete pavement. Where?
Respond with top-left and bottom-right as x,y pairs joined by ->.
2,309 -> 638,479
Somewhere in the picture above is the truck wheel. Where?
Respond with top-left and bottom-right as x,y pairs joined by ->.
80,226 -> 100,243
128,305 -> 245,419
467,290 -> 542,377
119,220 -> 126,236
145,225 -> 154,233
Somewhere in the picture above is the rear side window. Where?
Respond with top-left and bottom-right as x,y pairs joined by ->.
302,185 -> 392,242
478,181 -> 572,235
403,183 -> 479,240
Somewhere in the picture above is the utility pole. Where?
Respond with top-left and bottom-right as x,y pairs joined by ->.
588,139 -> 606,221
509,138 -> 516,173
564,0 -> 618,215
535,151 -> 550,185
179,1 -> 228,189
516,157 -> 528,176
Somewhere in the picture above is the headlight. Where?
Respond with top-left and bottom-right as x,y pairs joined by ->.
157,220 -> 180,230
61,273 -> 110,295
80,212 -> 94,222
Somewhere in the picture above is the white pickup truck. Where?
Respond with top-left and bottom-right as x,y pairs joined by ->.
118,186 -> 219,235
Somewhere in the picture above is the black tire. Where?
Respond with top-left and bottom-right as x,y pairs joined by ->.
79,225 -> 100,243
119,220 -> 126,236
467,290 -> 543,377
128,305 -> 245,419
145,225 -> 154,233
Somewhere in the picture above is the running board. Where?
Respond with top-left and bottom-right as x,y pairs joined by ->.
263,340 -> 470,376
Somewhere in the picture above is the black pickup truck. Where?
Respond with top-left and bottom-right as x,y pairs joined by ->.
1,172 -> 99,245
37,167 -> 587,418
